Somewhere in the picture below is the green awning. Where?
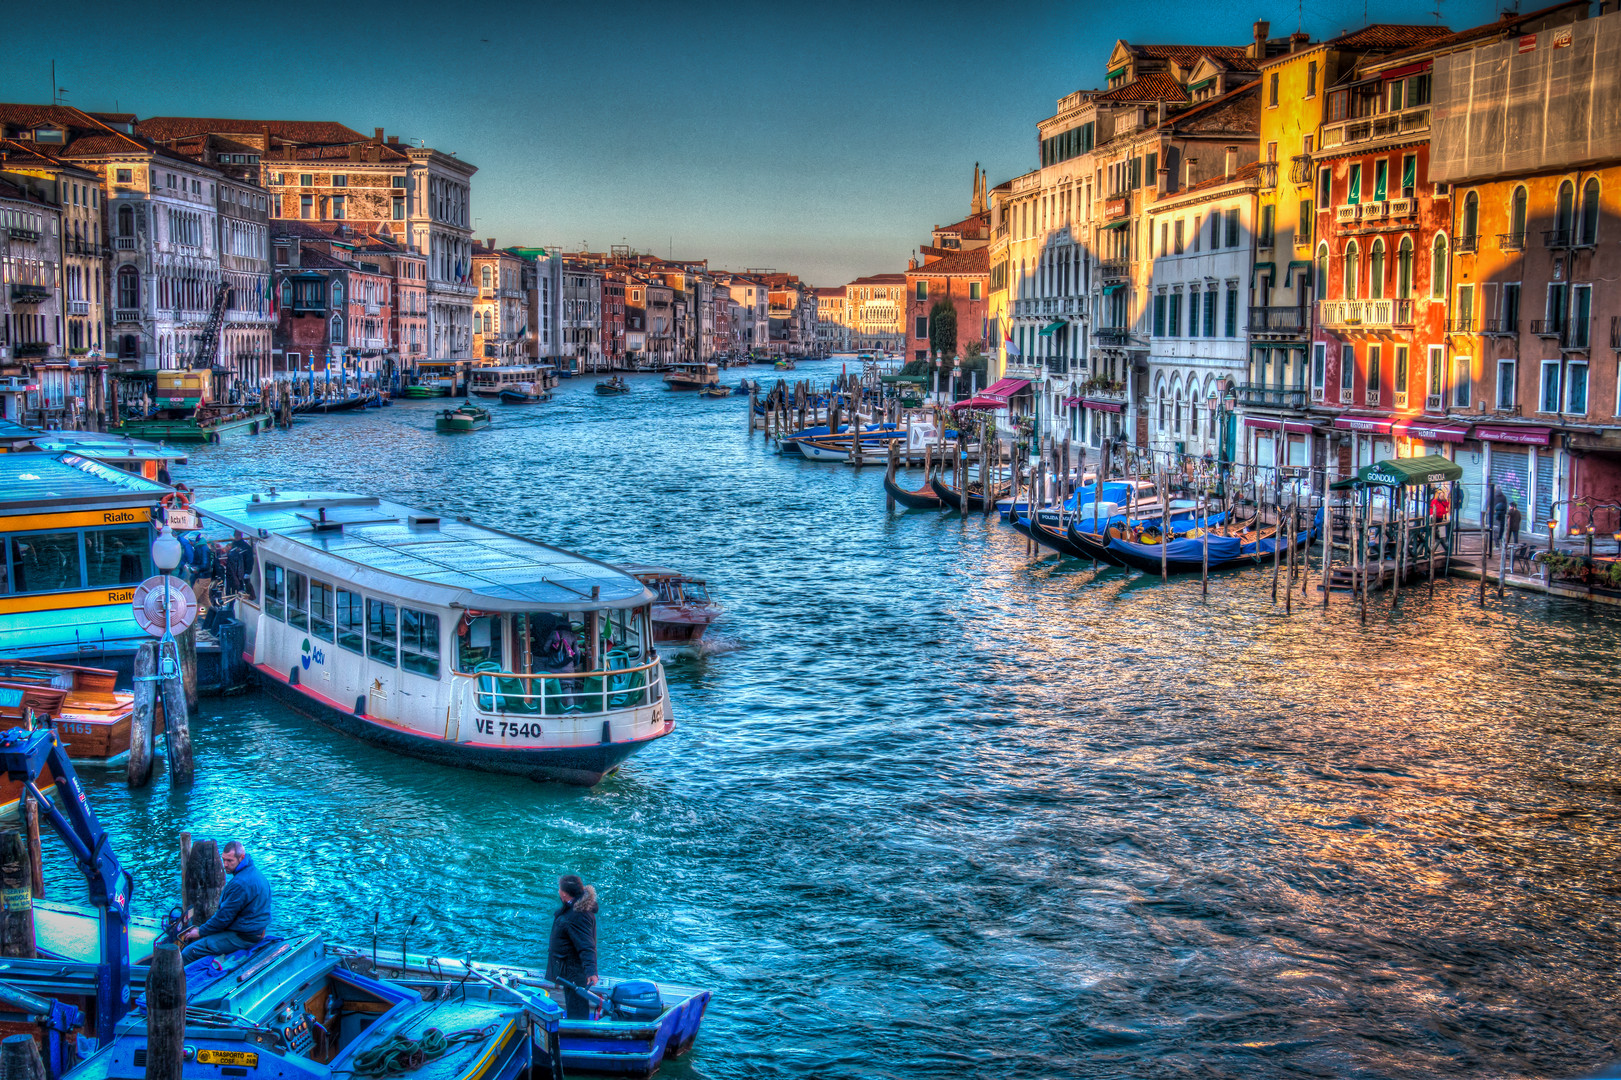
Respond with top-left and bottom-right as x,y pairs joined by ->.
1284,259 -> 1311,286
1107,66 -> 1127,81
1251,261 -> 1276,286
880,373 -> 929,385
1331,455 -> 1464,489
1191,77 -> 1214,91
1103,219 -> 1130,231
1038,319 -> 1066,336
1102,282 -> 1125,295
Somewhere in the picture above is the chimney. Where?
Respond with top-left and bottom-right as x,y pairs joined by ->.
374,127 -> 384,142
1156,165 -> 1170,196
386,135 -> 400,146
1225,146 -> 1237,178
1249,19 -> 1270,58
1185,157 -> 1198,190
486,237 -> 495,249
1289,31 -> 1310,52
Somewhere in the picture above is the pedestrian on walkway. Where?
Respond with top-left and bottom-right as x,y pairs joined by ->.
1493,488 -> 1508,539
1506,500 -> 1523,545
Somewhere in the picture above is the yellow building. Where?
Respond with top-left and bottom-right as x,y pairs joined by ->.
1246,24 -> 1454,450
844,274 -> 905,352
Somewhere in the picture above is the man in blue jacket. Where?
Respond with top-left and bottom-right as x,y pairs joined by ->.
180,841 -> 273,962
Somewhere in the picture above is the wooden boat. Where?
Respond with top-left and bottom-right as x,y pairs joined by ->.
404,361 -> 459,397
197,491 -> 674,785
596,378 -> 630,395
699,384 -> 731,399
930,475 -> 1011,513
663,363 -> 719,389
0,659 -> 154,764
617,564 -> 721,652
498,385 -> 549,404
435,404 -> 492,433
883,471 -> 945,510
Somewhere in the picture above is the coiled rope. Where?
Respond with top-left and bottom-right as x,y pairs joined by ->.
350,1026 -> 495,1077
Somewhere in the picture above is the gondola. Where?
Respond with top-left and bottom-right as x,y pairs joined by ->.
1065,519 -> 1127,565
929,475 -> 1011,513
884,470 -> 946,510
1103,508 -> 1322,574
1009,513 -> 1105,560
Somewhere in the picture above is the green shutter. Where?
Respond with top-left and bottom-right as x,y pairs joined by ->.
1349,165 -> 1361,205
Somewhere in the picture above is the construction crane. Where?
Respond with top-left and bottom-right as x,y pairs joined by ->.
192,282 -> 231,370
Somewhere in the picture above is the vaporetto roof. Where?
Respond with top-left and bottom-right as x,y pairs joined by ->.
197,492 -> 651,612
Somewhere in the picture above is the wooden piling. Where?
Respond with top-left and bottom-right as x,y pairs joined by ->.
21,796 -> 41,901
1159,470 -> 1169,582
146,944 -> 187,1080
0,831 -> 35,958
129,640 -> 157,787
184,839 -> 225,926
160,640 -> 192,785
885,440 -> 898,511
179,623 -> 198,714
0,1033 -> 45,1080
1285,504 -> 1295,616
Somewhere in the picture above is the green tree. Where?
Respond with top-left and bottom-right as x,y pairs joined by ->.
928,298 -> 957,360
958,339 -> 988,395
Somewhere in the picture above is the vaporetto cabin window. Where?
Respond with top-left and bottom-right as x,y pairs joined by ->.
400,609 -> 441,678
367,599 -> 398,666
310,581 -> 335,642
264,564 -> 285,620
337,589 -> 364,654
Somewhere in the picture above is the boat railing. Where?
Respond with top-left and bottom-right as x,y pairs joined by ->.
468,655 -> 665,716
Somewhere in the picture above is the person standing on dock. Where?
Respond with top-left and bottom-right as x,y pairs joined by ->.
1506,500 -> 1523,546
179,841 -> 273,962
1493,488 -> 1509,540
547,875 -> 599,1019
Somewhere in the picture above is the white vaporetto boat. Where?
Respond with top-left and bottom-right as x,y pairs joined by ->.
198,491 -> 673,785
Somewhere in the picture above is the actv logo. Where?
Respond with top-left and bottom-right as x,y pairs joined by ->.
301,638 -> 325,670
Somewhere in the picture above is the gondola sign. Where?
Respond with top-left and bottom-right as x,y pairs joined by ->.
131,575 -> 198,637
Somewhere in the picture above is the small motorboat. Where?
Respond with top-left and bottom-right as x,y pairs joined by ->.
699,383 -> 731,399
435,403 -> 492,433
596,377 -> 631,395
0,658 -> 151,766
734,379 -> 759,396
773,358 -> 795,370
499,383 -> 549,404
883,471 -> 945,510
617,564 -> 722,652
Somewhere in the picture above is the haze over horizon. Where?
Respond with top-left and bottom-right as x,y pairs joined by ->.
1,0 -> 1501,284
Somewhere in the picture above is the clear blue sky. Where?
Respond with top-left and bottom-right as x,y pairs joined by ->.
2,0 -> 1503,285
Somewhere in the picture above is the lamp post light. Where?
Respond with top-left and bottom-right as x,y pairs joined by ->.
151,524 -> 183,679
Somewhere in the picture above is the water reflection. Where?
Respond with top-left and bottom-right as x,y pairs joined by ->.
44,362 -> 1621,1079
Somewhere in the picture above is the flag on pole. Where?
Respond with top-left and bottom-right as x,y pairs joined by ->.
1004,329 -> 1019,357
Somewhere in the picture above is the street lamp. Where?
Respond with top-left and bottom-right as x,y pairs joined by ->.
151,524 -> 183,679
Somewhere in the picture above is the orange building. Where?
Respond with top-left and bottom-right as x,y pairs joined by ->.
904,248 -> 988,363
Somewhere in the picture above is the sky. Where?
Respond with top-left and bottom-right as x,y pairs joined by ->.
2,0 -> 1507,285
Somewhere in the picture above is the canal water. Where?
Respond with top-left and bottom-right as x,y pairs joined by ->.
56,361 -> 1621,1079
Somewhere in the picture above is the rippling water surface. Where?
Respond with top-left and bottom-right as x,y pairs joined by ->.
54,360 -> 1621,1078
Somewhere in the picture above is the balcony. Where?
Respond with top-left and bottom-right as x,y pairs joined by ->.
1318,298 -> 1412,330
1426,393 -> 1444,411
1360,202 -> 1389,223
1482,318 -> 1519,336
13,343 -> 49,358
1365,390 -> 1381,407
113,308 -> 141,324
1258,162 -> 1278,190
1319,106 -> 1431,150
1233,384 -> 1308,409
1248,305 -> 1308,335
1530,319 -> 1564,338
1544,229 -> 1575,249
1498,232 -> 1526,251
1393,390 -> 1409,409
1453,234 -> 1479,254
7,226 -> 40,243
1289,155 -> 1314,185
1388,197 -> 1416,217
67,300 -> 90,316
1445,317 -> 1474,334
9,285 -> 50,304
1336,205 -> 1361,224
1099,258 -> 1129,280
114,236 -> 137,251
1094,327 -> 1133,347
1340,387 -> 1355,404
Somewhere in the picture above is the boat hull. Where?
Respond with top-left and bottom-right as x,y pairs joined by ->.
111,412 -> 269,443
883,472 -> 945,509
403,386 -> 451,398
929,476 -> 1008,513
256,664 -> 668,785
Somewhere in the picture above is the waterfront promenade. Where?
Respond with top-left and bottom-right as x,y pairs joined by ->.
55,359 -> 1621,1080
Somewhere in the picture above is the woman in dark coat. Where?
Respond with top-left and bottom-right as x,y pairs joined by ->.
546,875 -> 599,1019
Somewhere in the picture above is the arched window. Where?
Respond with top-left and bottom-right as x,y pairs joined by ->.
332,280 -> 343,305
1461,191 -> 1479,242
481,265 -> 492,289
116,266 -> 139,309
1315,242 -> 1329,301
1156,376 -> 1167,430
1430,234 -> 1447,299
1173,385 -> 1183,435
1556,180 -> 1575,239
1344,241 -> 1360,301
1189,373 -> 1200,437
117,205 -> 134,237
1580,177 -> 1600,245
1510,185 -> 1528,243
1370,239 -> 1386,300
1396,236 -> 1414,298
330,315 -> 343,344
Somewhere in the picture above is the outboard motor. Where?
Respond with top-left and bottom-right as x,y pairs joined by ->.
609,981 -> 663,1021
